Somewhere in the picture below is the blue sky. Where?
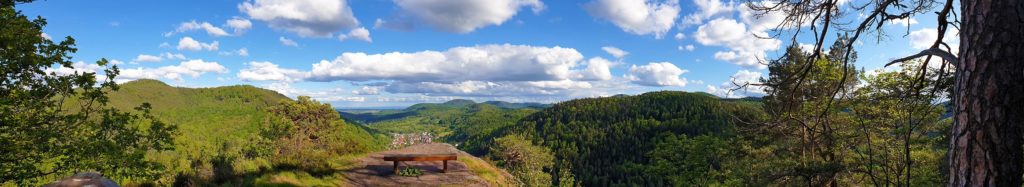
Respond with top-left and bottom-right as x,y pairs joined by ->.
20,0 -> 950,108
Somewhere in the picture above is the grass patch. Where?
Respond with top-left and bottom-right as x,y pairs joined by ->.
459,157 -> 518,187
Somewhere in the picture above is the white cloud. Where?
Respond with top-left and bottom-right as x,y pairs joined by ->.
220,48 -> 250,56
352,86 -> 381,95
338,27 -> 372,42
737,1 -> 789,33
601,46 -> 629,58
706,70 -> 765,98
131,53 -> 188,63
265,82 -> 365,102
279,37 -> 299,47
177,37 -> 219,51
798,43 -> 815,54
392,0 -> 544,33
239,0 -> 360,37
625,62 -> 688,87
576,57 -> 614,81
226,17 -> 253,35
133,54 -> 163,63
165,21 -> 231,37
46,61 -> 105,76
583,0 -> 680,38
678,45 -> 695,52
693,18 -> 780,69
680,0 -> 735,28
162,52 -> 187,60
237,61 -> 309,82
674,32 -> 685,40
118,60 -> 228,81
159,42 -> 171,48
41,33 -> 52,40
237,48 -> 249,56
909,28 -> 937,49
888,17 -> 918,26
384,80 -> 594,96
308,44 -> 584,82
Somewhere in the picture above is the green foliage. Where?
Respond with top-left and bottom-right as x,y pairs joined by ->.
647,134 -> 739,186
500,91 -> 765,186
750,38 -> 950,186
398,167 -> 424,177
489,134 -> 554,186
259,96 -> 384,172
0,2 -> 175,185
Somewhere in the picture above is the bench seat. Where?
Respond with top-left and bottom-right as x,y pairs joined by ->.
382,153 -> 457,174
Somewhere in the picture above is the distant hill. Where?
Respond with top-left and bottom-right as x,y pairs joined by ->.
339,99 -> 549,124
338,99 -> 541,155
92,79 -> 390,185
496,91 -> 765,186
482,101 -> 552,109
100,79 -> 290,153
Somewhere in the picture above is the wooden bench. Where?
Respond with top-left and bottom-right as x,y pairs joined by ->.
382,153 -> 458,174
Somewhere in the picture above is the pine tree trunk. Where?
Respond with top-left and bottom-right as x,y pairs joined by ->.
949,0 -> 1024,186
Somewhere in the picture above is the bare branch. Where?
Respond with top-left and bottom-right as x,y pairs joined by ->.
885,48 -> 958,68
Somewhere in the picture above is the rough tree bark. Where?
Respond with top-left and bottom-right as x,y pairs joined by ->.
949,0 -> 1024,186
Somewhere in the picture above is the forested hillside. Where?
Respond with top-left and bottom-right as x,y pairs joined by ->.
490,91 -> 765,186
87,79 -> 388,185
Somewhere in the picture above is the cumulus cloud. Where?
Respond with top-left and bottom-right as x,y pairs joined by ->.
226,17 -> 253,35
584,0 -> 680,38
601,46 -> 629,58
239,0 -> 360,37
625,62 -> 688,87
706,70 -> 765,98
237,61 -> 309,82
163,52 -> 187,60
177,37 -> 219,51
680,0 -> 735,27
165,21 -> 231,37
576,57 -> 614,81
265,82 -> 365,102
308,44 -> 583,82
391,0 -> 544,33
133,54 -> 163,63
118,60 -> 228,81
384,80 -> 594,96
338,27 -> 372,42
231,44 -> 638,97
279,37 -> 299,47
41,33 -> 52,40
909,28 -> 937,49
674,32 -> 685,40
352,86 -> 381,95
132,53 -> 188,63
693,18 -> 780,69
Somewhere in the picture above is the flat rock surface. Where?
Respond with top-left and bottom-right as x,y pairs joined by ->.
340,143 -> 492,187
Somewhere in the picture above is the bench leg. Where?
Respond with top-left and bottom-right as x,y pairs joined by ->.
443,160 -> 448,173
393,161 -> 400,175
